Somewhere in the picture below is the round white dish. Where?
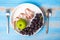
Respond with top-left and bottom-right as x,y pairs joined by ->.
11,3 -> 44,36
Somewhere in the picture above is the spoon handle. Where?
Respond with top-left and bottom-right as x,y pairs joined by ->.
46,17 -> 49,33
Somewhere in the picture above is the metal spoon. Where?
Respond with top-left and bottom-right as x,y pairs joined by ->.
46,9 -> 52,34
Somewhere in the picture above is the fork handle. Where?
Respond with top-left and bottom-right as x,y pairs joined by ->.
7,16 -> 10,34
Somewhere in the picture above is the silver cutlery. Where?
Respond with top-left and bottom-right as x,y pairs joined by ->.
6,9 -> 10,34
46,9 -> 52,34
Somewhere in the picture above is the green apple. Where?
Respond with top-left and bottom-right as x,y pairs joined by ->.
16,18 -> 27,30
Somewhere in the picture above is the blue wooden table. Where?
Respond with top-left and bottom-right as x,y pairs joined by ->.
0,0 -> 60,40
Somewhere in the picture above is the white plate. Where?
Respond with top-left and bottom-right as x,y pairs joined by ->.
11,3 -> 44,36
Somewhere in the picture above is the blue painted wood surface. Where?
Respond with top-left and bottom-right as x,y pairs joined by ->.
0,0 -> 60,40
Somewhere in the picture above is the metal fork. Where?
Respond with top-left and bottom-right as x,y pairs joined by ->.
6,9 -> 10,34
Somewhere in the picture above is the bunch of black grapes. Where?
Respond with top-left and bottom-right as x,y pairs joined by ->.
20,13 -> 43,36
